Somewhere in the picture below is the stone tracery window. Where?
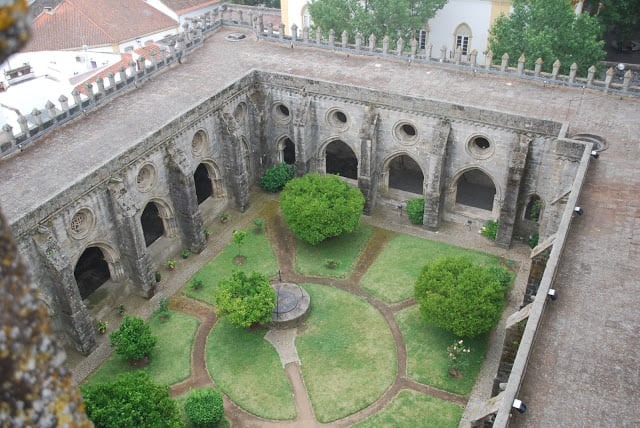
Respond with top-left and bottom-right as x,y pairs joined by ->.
136,163 -> 156,192
69,208 -> 94,239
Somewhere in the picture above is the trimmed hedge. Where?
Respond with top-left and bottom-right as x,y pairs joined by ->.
260,163 -> 295,192
407,198 -> 425,225
184,388 -> 224,428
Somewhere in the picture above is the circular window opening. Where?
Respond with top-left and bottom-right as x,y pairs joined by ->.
69,208 -> 95,239
474,137 -> 490,149
234,102 -> 247,123
191,130 -> 206,155
136,163 -> 157,192
393,121 -> 419,144
466,135 -> 495,159
402,124 -> 416,136
326,108 -> 349,130
272,103 -> 291,124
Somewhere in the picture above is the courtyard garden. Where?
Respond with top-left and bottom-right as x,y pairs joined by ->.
82,188 -> 514,426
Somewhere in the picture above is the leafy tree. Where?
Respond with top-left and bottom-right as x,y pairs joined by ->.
280,173 -> 364,245
414,257 -> 511,337
184,388 -> 224,428
109,315 -> 157,363
590,0 -> 640,47
228,0 -> 280,8
232,229 -> 248,257
214,271 -> 276,328
260,163 -> 295,192
81,371 -> 180,428
488,0 -> 605,75
308,0 -> 448,43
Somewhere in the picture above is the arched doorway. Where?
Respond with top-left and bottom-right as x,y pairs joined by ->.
194,163 -> 213,204
74,247 -> 110,299
141,202 -> 165,247
325,140 -> 358,179
388,155 -> 424,194
455,169 -> 496,211
282,137 -> 296,165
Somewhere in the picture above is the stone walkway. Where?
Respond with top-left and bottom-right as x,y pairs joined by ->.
69,191 -> 532,426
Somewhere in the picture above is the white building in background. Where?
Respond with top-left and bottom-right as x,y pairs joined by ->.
282,0 -> 512,61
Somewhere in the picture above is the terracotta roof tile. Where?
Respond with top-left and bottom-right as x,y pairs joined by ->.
160,0 -> 221,14
23,0 -> 178,52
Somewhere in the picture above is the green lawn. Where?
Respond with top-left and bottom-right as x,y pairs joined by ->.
353,389 -> 463,428
184,229 -> 278,305
297,284 -> 397,423
360,234 -> 500,303
396,306 -> 487,396
295,225 -> 372,278
85,311 -> 198,387
206,318 -> 296,420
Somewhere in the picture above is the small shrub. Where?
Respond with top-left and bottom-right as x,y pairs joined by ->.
324,258 -> 340,269
260,163 -> 295,192
109,315 -> 157,363
219,213 -> 229,223
155,271 -> 162,282
253,218 -> 265,234
184,388 -> 224,428
215,271 -> 276,328
528,232 -> 539,248
406,197 -> 425,225
481,220 -> 499,240
116,304 -> 126,316
529,200 -> 543,221
96,320 -> 108,334
204,228 -> 211,239
191,278 -> 204,291
447,339 -> 472,377
181,249 -> 191,259
232,229 -> 248,257
166,259 -> 176,270
156,297 -> 170,322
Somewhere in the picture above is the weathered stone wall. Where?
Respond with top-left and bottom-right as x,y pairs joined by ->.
10,70 -> 584,353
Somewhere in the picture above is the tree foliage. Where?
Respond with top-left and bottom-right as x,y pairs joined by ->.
280,173 -> 364,245
407,197 -> 425,225
308,0 -> 447,43
591,0 -> 640,46
260,163 -> 295,193
488,0 -> 605,75
414,257 -> 511,337
81,371 -> 180,428
109,315 -> 157,363
184,388 -> 224,428
232,229 -> 248,257
215,270 -> 276,328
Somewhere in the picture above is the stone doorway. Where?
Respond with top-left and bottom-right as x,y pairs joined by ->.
74,246 -> 110,299
325,140 -> 357,179
280,137 -> 296,165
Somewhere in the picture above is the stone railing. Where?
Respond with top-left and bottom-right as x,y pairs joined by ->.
254,23 -> 640,97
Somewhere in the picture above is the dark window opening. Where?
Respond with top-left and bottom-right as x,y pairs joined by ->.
456,35 -> 469,55
389,155 -> 424,194
283,138 -> 296,165
194,164 -> 213,204
456,169 -> 496,211
525,195 -> 543,221
326,140 -> 358,180
74,247 -> 110,299
278,104 -> 290,117
402,124 -> 417,137
141,202 -> 164,247
474,137 -> 490,149
334,111 -> 347,123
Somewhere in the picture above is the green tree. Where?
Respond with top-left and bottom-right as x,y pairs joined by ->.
214,271 -> 276,328
109,315 -> 157,364
81,371 -> 180,428
488,0 -> 605,75
280,173 -> 364,245
232,229 -> 248,257
184,388 -> 224,428
260,163 -> 295,192
593,0 -> 640,48
414,257 -> 511,337
228,0 -> 280,7
308,0 -> 447,43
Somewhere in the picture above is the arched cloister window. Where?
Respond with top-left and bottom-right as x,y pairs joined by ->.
74,247 -> 110,299
141,202 -> 165,247
455,169 -> 496,211
387,154 -> 424,194
453,23 -> 472,56
194,163 -> 213,204
278,137 -> 296,165
525,194 -> 543,221
325,140 -> 358,179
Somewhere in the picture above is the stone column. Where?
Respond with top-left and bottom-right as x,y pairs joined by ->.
423,119 -> 450,230
32,230 -> 96,355
166,147 -> 206,254
357,106 -> 379,215
218,111 -> 250,211
107,178 -> 156,297
496,133 -> 531,248
293,96 -> 312,176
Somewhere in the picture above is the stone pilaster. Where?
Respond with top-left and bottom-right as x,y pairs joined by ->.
219,111 -> 250,211
357,105 -> 379,214
166,146 -> 206,253
496,133 -> 531,248
423,118 -> 450,229
32,229 -> 96,354
107,178 -> 155,297
293,95 -> 313,176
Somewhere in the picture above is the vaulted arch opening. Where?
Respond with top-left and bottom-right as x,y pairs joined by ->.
388,155 -> 424,194
525,194 -> 543,221
325,140 -> 358,179
141,202 -> 165,247
194,163 -> 213,204
74,247 -> 110,300
455,169 -> 496,211
283,137 -> 296,165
